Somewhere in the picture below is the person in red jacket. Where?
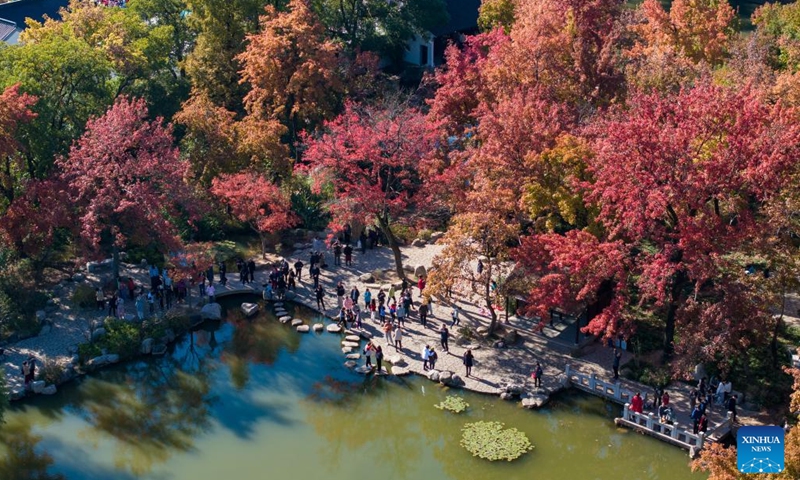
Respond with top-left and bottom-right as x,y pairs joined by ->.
631,392 -> 644,414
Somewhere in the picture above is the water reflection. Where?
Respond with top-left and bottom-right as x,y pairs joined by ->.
0,420 -> 65,480
76,355 -> 214,475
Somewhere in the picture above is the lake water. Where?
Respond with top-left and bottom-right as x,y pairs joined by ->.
0,296 -> 704,480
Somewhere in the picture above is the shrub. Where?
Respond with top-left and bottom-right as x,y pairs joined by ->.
72,284 -> 98,309
390,224 -> 416,244
124,244 -> 164,267
163,311 -> 191,334
461,421 -> 533,462
417,229 -> 433,241
0,277 -> 49,339
435,395 -> 469,413
77,342 -> 101,363
40,357 -> 65,384
99,319 -> 141,360
290,175 -> 331,231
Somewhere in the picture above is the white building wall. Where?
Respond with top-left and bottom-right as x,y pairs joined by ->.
403,33 -> 434,67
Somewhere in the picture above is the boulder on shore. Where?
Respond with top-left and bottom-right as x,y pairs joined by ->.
241,303 -> 259,317
201,303 -> 222,321
41,385 -> 57,395
427,370 -> 441,382
411,238 -> 427,247
31,381 -> 46,394
414,265 -> 427,278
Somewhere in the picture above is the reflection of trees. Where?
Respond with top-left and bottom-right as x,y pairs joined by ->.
77,355 -> 215,475
0,420 -> 65,480
223,319 -> 301,389
303,375 -> 425,477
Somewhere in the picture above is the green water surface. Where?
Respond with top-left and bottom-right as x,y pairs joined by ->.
0,296 -> 704,480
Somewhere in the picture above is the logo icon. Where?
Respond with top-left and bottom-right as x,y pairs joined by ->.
738,426 -> 784,474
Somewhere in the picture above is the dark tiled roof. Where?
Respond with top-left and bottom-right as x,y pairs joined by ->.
430,0 -> 481,36
0,19 -> 15,41
0,0 -> 68,27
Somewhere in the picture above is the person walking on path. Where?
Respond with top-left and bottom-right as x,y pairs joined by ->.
394,326 -> 403,351
428,347 -> 438,370
631,392 -> 644,414
333,241 -> 342,266
96,288 -> 105,311
311,264 -> 321,289
135,293 -> 145,320
294,260 -> 304,281
532,362 -> 543,388
206,265 -> 214,287
375,345 -> 384,373
397,303 -> 406,327
612,348 -> 621,379
463,349 -> 474,377
247,259 -> 256,284
336,281 -> 346,308
418,302 -> 428,328
370,299 -> 377,323
350,286 -> 360,306
417,276 -> 426,295
388,285 -> 396,303
422,345 -> 431,370
383,321 -> 394,346
364,343 -> 374,369
451,305 -> 460,327
315,285 -> 326,311
344,244 -> 353,266
726,394 -> 738,423
206,284 -> 216,304
440,324 -> 449,352
359,231 -> 367,254
377,288 -> 386,306
364,288 -> 372,310
287,269 -> 296,290
109,293 -> 118,317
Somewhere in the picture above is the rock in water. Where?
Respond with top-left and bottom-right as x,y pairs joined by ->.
342,340 -> 360,349
313,323 -> 324,332
438,370 -> 454,385
279,315 -> 292,323
291,318 -> 304,327
296,325 -> 310,333
428,370 -> 441,382
201,303 -> 222,321
141,338 -> 154,355
326,324 -> 342,333
345,334 -> 361,342
31,381 -> 46,394
344,361 -> 357,369
41,385 -> 57,395
241,303 -> 259,317
392,366 -> 410,376
345,353 -> 361,360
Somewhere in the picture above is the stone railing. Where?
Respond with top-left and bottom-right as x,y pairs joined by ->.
621,403 -> 706,449
564,364 -> 633,404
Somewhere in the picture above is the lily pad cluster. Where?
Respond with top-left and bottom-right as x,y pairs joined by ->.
460,421 -> 533,462
435,395 -> 469,413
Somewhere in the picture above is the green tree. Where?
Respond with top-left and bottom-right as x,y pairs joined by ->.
311,0 -> 449,63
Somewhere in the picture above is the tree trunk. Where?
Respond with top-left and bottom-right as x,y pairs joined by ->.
771,285 -> 787,369
112,245 -> 121,291
663,270 -> 687,359
485,263 -> 497,335
260,234 -> 267,259
377,215 -> 405,279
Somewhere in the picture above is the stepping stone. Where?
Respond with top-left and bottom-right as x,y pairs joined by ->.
296,325 -> 310,333
274,302 -> 284,307
355,366 -> 372,374
241,303 -> 259,317
344,361 -> 357,369
326,324 -> 342,333
291,319 -> 304,327
392,366 -> 410,376
386,355 -> 406,366
345,353 -> 361,360
359,331 -> 373,339
345,335 -> 361,342
279,315 -> 292,323
342,347 -> 354,354
313,323 -> 324,332
342,340 -> 360,349
275,309 -> 288,316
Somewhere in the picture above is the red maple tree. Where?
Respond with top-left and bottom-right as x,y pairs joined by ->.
0,84 -> 38,207
57,97 -> 198,280
301,101 -> 437,276
516,82 -> 800,370
210,172 -> 297,258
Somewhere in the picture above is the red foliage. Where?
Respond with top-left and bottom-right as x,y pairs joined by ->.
56,97 -> 196,259
0,179 -> 68,258
300,101 -> 437,227
516,82 -> 800,365
0,84 -> 37,162
210,172 -> 297,244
